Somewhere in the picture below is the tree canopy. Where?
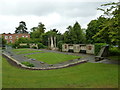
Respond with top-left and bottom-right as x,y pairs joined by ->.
15,21 -> 28,34
63,22 -> 85,44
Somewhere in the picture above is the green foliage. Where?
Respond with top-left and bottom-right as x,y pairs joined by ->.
1,36 -> 7,47
57,41 -> 63,51
17,37 -> 30,43
92,2 -> 120,48
109,47 -> 120,56
38,43 -> 46,49
21,61 -> 34,67
15,21 -> 28,34
95,43 -> 107,55
86,17 -> 107,44
18,44 -> 30,48
63,22 -> 85,44
12,37 -> 30,48
30,22 -> 46,43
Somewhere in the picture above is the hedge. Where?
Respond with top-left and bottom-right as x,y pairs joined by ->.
21,61 -> 34,67
109,47 -> 120,56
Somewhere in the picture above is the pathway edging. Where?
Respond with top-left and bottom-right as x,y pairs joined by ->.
2,53 -> 88,70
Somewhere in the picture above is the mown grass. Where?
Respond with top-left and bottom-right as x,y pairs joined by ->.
108,56 -> 120,61
12,48 -> 42,54
12,48 -> 31,52
25,52 -> 80,64
2,57 -> 119,88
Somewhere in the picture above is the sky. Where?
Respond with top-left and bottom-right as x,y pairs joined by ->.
0,0 -> 118,34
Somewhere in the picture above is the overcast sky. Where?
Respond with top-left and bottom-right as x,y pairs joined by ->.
0,0 -> 118,34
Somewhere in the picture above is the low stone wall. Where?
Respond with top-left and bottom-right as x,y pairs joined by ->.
2,53 -> 88,70
62,44 -> 95,54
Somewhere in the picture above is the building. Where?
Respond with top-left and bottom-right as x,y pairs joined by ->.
2,33 -> 30,43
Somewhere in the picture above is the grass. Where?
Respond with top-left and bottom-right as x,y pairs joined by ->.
12,48 -> 31,52
2,57 -> 119,88
25,52 -> 80,64
108,56 -> 120,61
12,48 -> 42,54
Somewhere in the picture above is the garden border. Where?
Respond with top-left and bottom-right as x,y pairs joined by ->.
2,53 -> 88,70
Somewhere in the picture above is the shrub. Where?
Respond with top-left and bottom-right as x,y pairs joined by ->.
18,45 -> 30,48
38,43 -> 46,49
95,43 -> 107,55
57,41 -> 63,51
109,47 -> 120,56
32,46 -> 37,49
21,62 -> 34,67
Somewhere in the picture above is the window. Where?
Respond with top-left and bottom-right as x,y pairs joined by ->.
5,36 -> 8,39
9,36 -> 12,39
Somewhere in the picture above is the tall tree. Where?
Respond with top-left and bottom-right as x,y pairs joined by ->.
93,2 -> 120,47
30,22 -> 46,43
86,17 -> 107,44
15,21 -> 28,34
63,22 -> 85,44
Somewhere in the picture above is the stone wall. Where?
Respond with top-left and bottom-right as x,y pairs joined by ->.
62,44 -> 95,54
86,44 -> 94,54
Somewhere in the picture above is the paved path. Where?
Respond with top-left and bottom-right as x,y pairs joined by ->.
40,49 -> 120,65
3,49 -> 119,69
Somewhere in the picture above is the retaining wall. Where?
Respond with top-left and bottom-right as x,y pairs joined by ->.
2,53 -> 88,70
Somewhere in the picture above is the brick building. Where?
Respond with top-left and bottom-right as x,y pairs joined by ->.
2,33 -> 30,43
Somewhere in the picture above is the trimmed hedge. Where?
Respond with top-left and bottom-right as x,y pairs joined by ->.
21,61 -> 34,67
95,43 -> 107,55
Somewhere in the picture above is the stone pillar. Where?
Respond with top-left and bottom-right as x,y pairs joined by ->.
51,36 -> 54,49
54,36 -> 56,48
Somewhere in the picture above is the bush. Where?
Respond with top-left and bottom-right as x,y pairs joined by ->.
38,43 -> 46,49
21,62 -> 34,67
32,46 -> 37,49
18,45 -> 30,48
109,47 -> 120,56
57,41 -> 63,51
95,43 -> 107,55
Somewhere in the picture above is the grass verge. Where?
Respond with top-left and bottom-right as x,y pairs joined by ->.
2,57 -> 119,88
12,48 -> 42,54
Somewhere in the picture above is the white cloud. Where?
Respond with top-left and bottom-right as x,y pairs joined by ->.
0,0 -> 118,34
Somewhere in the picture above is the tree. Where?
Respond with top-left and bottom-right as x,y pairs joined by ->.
86,17 -> 107,44
15,21 -> 28,34
30,22 -> 46,43
37,22 -> 46,34
93,2 -> 120,47
63,22 -> 85,44
0,36 -> 6,47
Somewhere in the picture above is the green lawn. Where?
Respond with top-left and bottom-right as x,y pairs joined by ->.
12,48 -> 32,52
2,57 -> 119,88
108,56 -> 120,61
25,52 -> 80,64
12,48 -> 42,54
